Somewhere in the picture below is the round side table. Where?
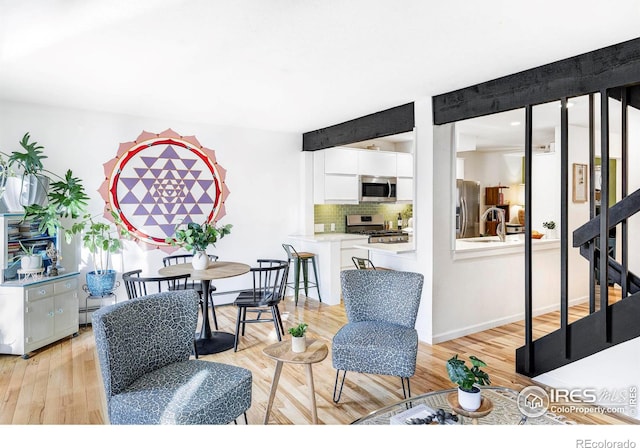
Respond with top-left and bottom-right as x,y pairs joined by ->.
263,338 -> 328,424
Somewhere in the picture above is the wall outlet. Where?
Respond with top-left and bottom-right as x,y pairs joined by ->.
330,223 -> 336,232
314,223 -> 325,233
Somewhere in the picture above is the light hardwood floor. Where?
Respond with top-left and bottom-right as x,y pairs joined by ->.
0,291 -> 635,425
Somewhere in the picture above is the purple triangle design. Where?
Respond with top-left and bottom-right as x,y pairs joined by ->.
119,191 -> 139,204
182,159 -> 197,169
145,215 -> 159,226
159,224 -> 177,238
120,178 -> 141,190
133,204 -> 148,216
141,157 -> 158,168
159,146 -> 180,159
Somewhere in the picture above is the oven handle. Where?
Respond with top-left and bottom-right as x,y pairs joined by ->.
388,180 -> 391,198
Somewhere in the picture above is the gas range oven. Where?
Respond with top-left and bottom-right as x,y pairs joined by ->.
345,214 -> 410,244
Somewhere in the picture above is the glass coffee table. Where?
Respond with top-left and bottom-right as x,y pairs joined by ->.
352,387 -> 572,425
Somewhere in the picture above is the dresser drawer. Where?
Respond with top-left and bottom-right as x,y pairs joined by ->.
54,277 -> 78,294
25,284 -> 54,301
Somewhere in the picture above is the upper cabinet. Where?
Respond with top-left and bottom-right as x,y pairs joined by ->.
313,147 -> 414,204
357,150 -> 397,177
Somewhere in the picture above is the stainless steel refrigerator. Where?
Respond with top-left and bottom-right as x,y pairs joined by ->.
456,180 -> 480,238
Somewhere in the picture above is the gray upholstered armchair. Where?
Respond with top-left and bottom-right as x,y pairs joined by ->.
92,290 -> 252,424
332,269 -> 424,403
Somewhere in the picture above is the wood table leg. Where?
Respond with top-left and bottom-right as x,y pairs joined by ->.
263,360 -> 284,424
305,363 -> 318,424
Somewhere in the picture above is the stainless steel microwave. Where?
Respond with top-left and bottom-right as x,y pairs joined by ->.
359,175 -> 397,203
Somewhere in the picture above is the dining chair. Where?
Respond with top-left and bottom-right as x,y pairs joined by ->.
332,269 -> 424,403
352,256 -> 393,271
92,289 -> 253,424
352,256 -> 376,270
122,269 -> 192,300
162,253 -> 220,330
233,259 -> 289,352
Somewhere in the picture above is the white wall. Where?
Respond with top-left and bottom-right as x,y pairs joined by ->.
430,120 -> 596,343
0,100 -> 301,302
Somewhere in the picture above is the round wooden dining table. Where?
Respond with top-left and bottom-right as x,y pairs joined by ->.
158,261 -> 250,355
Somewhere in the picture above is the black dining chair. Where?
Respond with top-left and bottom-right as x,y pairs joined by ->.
162,254 -> 220,330
233,259 -> 289,352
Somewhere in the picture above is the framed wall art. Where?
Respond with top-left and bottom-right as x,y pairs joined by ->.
572,163 -> 588,203
99,129 -> 229,251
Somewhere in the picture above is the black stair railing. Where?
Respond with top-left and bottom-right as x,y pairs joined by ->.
516,188 -> 640,377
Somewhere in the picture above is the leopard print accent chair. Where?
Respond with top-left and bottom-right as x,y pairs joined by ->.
332,269 -> 424,403
93,290 -> 252,424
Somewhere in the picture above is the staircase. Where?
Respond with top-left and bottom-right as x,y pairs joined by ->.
516,189 -> 640,376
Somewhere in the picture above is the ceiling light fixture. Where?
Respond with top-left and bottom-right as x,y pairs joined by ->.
510,121 -> 521,126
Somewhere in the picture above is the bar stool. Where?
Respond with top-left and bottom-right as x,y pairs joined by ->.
282,243 -> 322,305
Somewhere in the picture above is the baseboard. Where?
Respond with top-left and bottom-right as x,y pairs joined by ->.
431,295 -> 589,344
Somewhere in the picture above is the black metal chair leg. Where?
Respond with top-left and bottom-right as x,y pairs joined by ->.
234,307 -> 242,352
332,369 -> 347,403
274,305 -> 285,336
271,306 -> 282,341
243,412 -> 248,424
401,377 -> 411,399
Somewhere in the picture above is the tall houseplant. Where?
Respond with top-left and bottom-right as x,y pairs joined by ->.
1,132 -> 89,236
166,221 -> 232,270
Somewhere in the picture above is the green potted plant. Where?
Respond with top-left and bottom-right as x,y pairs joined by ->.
288,323 -> 308,353
1,132 -> 89,237
69,212 -> 123,296
446,354 -> 491,411
166,221 -> 232,270
542,220 -> 557,239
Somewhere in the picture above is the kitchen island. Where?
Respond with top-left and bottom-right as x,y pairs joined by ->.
287,233 -> 416,305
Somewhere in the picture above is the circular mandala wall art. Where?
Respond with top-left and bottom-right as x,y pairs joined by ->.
99,129 -> 230,251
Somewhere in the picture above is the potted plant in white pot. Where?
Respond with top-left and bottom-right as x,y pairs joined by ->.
288,323 -> 308,353
18,241 -> 43,270
1,133 -> 89,223
543,221 -> 557,239
446,354 -> 491,411
166,221 -> 232,270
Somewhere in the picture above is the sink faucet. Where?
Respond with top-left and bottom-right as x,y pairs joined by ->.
481,207 -> 506,242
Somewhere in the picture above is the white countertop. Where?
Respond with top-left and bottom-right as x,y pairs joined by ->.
353,241 -> 415,254
454,235 -> 560,259
288,233 -> 416,254
288,233 -> 370,243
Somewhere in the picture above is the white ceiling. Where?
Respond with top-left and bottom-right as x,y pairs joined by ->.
1,0 -> 639,134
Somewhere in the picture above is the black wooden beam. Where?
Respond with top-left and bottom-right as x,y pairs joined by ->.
302,103 -> 414,151
433,37 -> 640,125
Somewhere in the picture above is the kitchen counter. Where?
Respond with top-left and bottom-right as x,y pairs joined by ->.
287,233 -> 369,243
353,241 -> 415,254
454,235 -> 560,260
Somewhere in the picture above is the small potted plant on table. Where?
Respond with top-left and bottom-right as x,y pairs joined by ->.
446,354 -> 491,411
288,323 -> 308,353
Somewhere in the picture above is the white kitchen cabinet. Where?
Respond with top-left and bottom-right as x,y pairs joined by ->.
397,177 -> 414,202
396,153 -> 413,177
314,148 -> 359,204
357,150 -> 397,177
324,147 -> 359,174
0,274 -> 79,358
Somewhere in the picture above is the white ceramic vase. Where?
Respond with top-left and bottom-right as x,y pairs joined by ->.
457,386 -> 481,411
21,255 -> 42,270
191,251 -> 210,270
291,336 -> 306,353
